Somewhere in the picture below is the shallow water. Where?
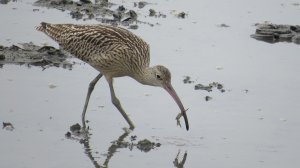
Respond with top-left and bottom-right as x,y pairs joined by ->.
1,0 -> 300,168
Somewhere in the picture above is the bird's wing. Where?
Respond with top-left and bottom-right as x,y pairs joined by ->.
35,23 -> 150,67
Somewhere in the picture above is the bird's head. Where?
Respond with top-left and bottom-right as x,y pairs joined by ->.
142,65 -> 189,130
147,65 -> 172,88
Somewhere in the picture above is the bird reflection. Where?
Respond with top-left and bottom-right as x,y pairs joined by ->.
65,123 -> 131,168
65,120 -> 161,167
173,150 -> 188,168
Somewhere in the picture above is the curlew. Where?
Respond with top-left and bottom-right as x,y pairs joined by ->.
35,22 -> 189,130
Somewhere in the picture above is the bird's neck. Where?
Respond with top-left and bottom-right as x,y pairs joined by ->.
132,67 -> 155,86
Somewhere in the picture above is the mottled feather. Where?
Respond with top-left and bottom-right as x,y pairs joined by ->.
35,22 -> 150,78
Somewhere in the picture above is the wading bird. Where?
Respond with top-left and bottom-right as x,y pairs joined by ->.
35,22 -> 189,130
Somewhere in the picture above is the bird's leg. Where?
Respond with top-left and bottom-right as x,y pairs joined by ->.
107,77 -> 135,130
82,73 -> 103,128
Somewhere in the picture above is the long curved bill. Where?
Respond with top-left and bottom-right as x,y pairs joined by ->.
163,82 -> 189,131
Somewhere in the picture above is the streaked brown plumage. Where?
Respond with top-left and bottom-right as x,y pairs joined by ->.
35,22 -> 189,130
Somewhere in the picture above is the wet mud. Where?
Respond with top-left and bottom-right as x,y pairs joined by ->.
132,0 -> 168,19
172,11 -> 186,18
183,76 -> 194,84
34,0 -> 115,21
251,23 -> 300,44
149,8 -> 156,16
195,82 -> 224,92
0,0 -> 13,4
184,78 -> 225,101
215,23 -> 230,27
205,96 -> 212,101
2,122 -> 14,131
0,42 -> 73,70
136,139 -> 161,152
33,0 -> 159,27
134,1 -> 150,9
195,82 -> 225,101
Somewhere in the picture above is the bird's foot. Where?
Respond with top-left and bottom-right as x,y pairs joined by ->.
175,108 -> 189,128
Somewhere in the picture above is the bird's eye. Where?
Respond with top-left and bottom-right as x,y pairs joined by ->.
156,75 -> 162,79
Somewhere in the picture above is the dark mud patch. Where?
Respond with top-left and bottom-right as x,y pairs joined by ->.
147,8 -> 166,18
2,122 -> 14,131
134,1 -> 150,9
195,82 -> 225,101
33,0 -> 156,27
0,0 -> 14,4
169,9 -> 187,19
216,23 -> 230,27
136,139 -> 161,152
0,42 -> 73,70
251,23 -> 300,44
110,138 -> 161,152
195,82 -> 225,92
183,76 -> 194,84
33,0 -> 115,20
149,8 -> 156,16
205,96 -> 212,101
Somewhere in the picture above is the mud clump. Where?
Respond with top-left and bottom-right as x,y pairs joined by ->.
0,0 -> 10,4
0,54 -> 5,60
34,0 -> 163,27
177,12 -> 186,18
118,5 -> 125,11
183,76 -> 194,84
80,0 -> 91,3
134,1 -> 149,9
136,139 -> 161,152
216,23 -> 230,27
2,122 -> 14,131
110,138 -> 161,152
0,42 -> 73,70
171,10 -> 186,18
195,82 -> 224,92
34,0 -> 115,20
70,123 -> 81,132
195,82 -> 225,102
251,23 -> 300,44
70,11 -> 84,19
149,9 -> 156,16
195,84 -> 212,92
129,24 -> 139,29
33,0 -> 155,27
205,96 -> 212,101
121,10 -> 138,23
148,9 -> 166,18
